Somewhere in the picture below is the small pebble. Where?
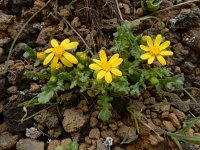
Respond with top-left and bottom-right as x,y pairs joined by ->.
8,95 -> 18,101
149,134 -> 158,145
186,128 -> 194,136
109,123 -> 118,131
7,86 -> 17,94
163,121 -> 176,132
151,112 -> 157,119
89,128 -> 100,139
169,113 -> 181,129
161,111 -> 169,118
152,119 -> 161,126
85,136 -> 91,144
135,8 -> 144,17
144,97 -> 156,105
90,117 -> 98,128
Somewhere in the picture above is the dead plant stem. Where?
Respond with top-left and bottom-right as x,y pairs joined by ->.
62,17 -> 90,49
153,0 -> 200,15
114,0 -> 123,21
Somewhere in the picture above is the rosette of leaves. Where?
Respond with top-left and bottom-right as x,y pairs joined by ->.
141,0 -> 162,12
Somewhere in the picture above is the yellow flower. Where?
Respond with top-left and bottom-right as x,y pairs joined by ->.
89,49 -> 123,84
37,52 -> 46,61
140,34 -> 173,65
43,38 -> 79,69
55,62 -> 63,70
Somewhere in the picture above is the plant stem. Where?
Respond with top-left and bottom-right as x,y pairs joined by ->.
114,0 -> 123,21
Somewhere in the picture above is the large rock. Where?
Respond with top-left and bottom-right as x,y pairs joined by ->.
0,11 -> 15,31
16,139 -> 44,150
36,26 -> 57,45
182,27 -> 200,52
62,109 -> 89,133
34,111 -> 59,129
0,132 -> 19,149
116,125 -> 136,139
89,128 -> 100,139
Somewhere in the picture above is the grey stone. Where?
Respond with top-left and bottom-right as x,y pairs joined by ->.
16,139 -> 44,150
62,109 -> 88,132
0,132 -> 19,149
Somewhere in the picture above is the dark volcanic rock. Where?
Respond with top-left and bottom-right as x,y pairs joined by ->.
169,13 -> 200,31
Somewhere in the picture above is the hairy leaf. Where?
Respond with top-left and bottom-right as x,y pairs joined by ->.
65,141 -> 78,150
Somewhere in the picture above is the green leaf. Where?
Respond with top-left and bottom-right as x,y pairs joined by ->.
156,76 -> 183,91
22,43 -> 36,59
37,83 -> 56,103
177,116 -> 200,134
120,127 -> 139,144
130,83 -> 141,96
129,71 -> 146,96
57,72 -> 72,81
65,141 -> 78,150
146,0 -> 160,10
98,104 -> 112,122
55,146 -> 63,150
23,52 -> 30,59
97,94 -> 113,122
109,76 -> 130,96
56,79 -> 65,91
164,131 -> 200,145
24,71 -> 39,80
148,67 -> 170,78
141,0 -> 162,12
111,22 -> 140,59
70,80 -> 77,89
34,59 -> 41,67
64,83 -> 70,90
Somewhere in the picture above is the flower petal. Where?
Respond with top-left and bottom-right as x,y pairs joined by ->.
140,53 -> 151,60
97,70 -> 106,79
111,68 -> 122,76
51,39 -> 59,47
64,42 -> 79,50
43,53 -> 54,65
89,64 -> 102,71
50,56 -> 58,69
105,72 -> 112,84
147,56 -> 155,64
157,55 -> 166,65
146,36 -> 153,47
109,53 -> 119,64
92,59 -> 101,65
64,52 -> 78,64
160,51 -> 173,56
60,57 -> 73,67
159,41 -> 170,50
61,39 -> 70,47
99,50 -> 107,62
154,34 -> 162,47
44,48 -> 54,53
140,45 -> 150,51
112,58 -> 123,67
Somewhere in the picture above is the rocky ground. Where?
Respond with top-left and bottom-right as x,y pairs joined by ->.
0,0 -> 200,150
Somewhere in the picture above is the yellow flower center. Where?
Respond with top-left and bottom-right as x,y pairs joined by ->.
150,46 -> 161,55
54,46 -> 65,58
101,62 -> 111,72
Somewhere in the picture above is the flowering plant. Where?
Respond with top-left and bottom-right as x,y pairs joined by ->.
22,22 -> 183,121
140,34 -> 173,65
89,49 -> 123,84
39,39 -> 78,69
